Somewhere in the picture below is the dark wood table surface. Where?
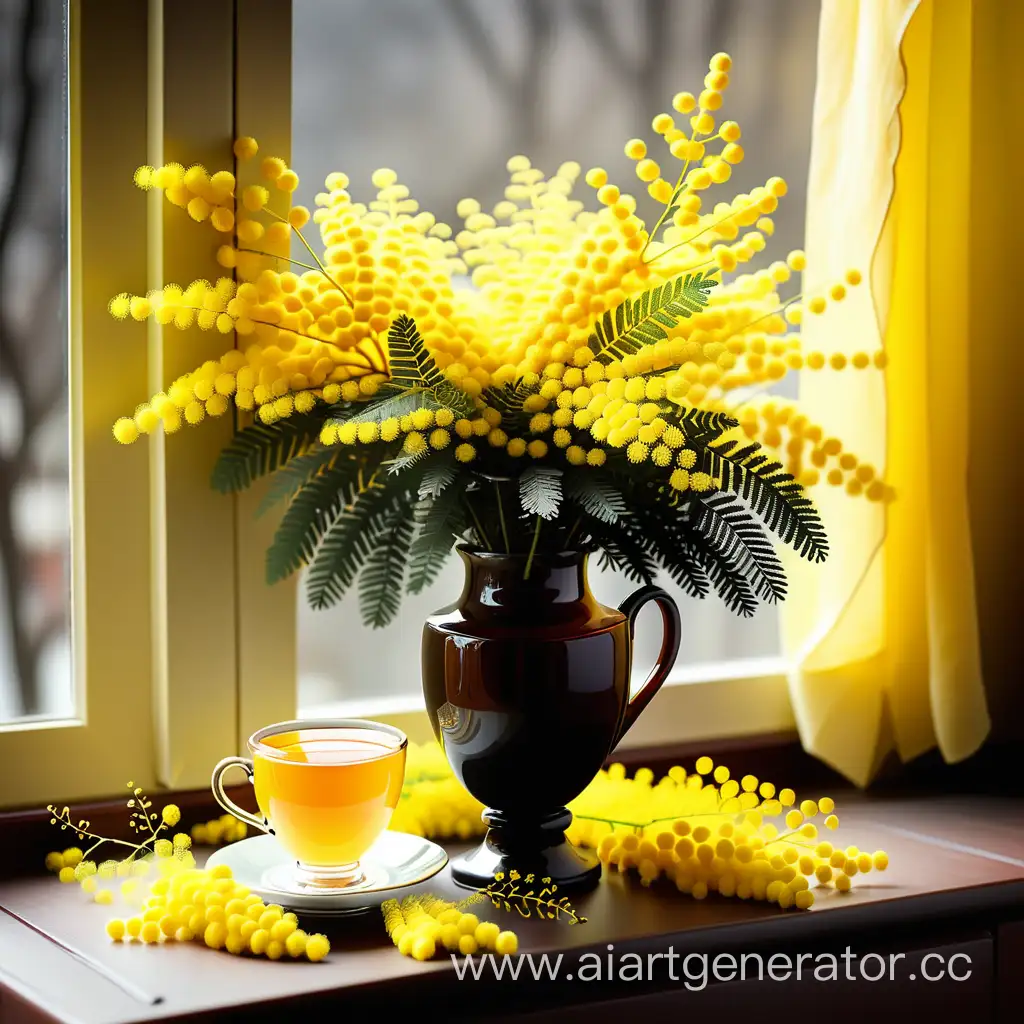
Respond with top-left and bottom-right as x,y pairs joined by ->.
1,795 -> 1022,1024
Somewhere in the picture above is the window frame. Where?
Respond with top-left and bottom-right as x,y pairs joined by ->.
0,0 -> 296,807
0,0 -> 157,806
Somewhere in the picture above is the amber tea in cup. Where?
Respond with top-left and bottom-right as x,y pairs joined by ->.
212,719 -> 407,889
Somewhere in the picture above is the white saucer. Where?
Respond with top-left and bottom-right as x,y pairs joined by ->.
205,831 -> 448,915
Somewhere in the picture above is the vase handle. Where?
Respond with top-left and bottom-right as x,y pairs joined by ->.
614,585 -> 681,746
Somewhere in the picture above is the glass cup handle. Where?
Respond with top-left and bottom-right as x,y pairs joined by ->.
211,756 -> 270,835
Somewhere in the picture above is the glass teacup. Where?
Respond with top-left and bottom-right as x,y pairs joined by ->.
212,718 -> 407,890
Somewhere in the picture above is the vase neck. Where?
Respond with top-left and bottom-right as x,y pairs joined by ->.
456,548 -> 592,614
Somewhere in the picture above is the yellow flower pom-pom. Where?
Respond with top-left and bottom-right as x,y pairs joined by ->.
624,138 -> 646,160
113,418 -> 139,444
233,136 -> 258,160
210,206 -> 235,232
260,157 -> 286,182
494,931 -> 518,956
648,178 -> 674,204
372,167 -> 398,188
794,890 -> 815,911
288,205 -> 311,229
635,159 -> 660,183
672,91 -> 696,113
626,441 -> 648,463
585,167 -> 608,189
652,112 -> 674,134
187,196 -> 211,222
285,929 -> 308,958
276,170 -> 299,192
242,184 -> 269,211
161,804 -> 181,827
305,933 -> 330,962
403,431 -> 427,455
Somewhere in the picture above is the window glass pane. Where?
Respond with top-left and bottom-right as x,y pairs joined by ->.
293,0 -> 818,710
0,0 -> 72,724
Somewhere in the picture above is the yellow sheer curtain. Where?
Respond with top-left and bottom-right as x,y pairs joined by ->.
782,0 -> 996,785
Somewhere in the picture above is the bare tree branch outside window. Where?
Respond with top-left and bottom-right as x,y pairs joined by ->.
0,0 -> 71,721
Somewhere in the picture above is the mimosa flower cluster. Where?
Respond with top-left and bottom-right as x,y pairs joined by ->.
190,812 -> 248,846
387,740 -> 485,839
382,894 -> 518,962
566,758 -> 888,910
44,785 -> 328,960
105,861 -> 329,961
389,744 -> 889,912
44,784 -> 190,902
107,52 -> 871,622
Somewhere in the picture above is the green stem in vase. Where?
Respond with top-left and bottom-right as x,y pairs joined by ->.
495,482 -> 511,554
523,516 -> 543,580
564,515 -> 582,549
465,499 -> 492,552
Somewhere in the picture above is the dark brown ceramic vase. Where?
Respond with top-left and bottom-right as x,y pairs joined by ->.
422,547 -> 681,892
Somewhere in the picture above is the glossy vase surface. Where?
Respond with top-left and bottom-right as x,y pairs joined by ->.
422,547 -> 681,891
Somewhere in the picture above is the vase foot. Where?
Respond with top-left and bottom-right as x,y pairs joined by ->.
449,807 -> 602,893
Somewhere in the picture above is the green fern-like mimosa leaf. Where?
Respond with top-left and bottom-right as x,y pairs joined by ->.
408,482 -> 468,594
265,454 -> 381,584
357,506 -> 416,627
702,439 -> 828,563
587,270 -> 718,364
305,485 -> 399,609
385,314 -> 475,417
693,493 -> 788,603
565,473 -> 627,524
256,446 -> 343,517
210,413 -> 326,494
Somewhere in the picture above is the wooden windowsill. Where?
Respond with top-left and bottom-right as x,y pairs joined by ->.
0,794 -> 1022,1023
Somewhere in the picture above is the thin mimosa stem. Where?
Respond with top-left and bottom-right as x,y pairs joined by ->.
465,499 -> 492,551
523,516 -> 543,580
495,482 -> 510,553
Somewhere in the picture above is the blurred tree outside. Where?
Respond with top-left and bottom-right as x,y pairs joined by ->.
0,0 -> 71,722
